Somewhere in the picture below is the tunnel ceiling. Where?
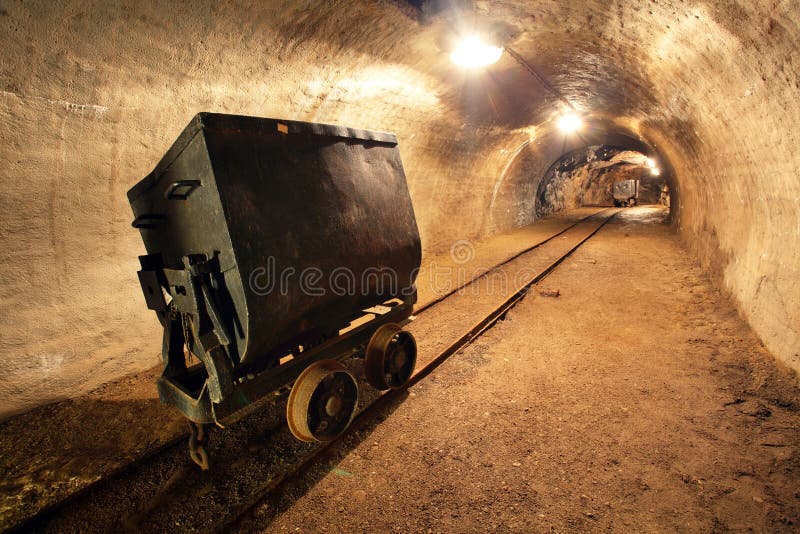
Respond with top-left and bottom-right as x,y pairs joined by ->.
403,0 -> 799,374
0,0 -> 797,417
383,2 -> 683,130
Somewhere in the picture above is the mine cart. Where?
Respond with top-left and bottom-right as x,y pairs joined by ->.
612,179 -> 639,207
128,113 -> 421,468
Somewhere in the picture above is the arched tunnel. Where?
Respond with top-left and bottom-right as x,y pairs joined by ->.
0,1 -> 798,531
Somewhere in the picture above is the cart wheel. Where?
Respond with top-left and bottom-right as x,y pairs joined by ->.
286,359 -> 358,442
365,323 -> 417,390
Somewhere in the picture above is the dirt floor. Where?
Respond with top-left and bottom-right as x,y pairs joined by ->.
3,206 -> 798,532
254,206 -> 800,532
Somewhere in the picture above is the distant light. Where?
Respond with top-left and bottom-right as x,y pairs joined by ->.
450,36 -> 503,68
651,167 -> 661,176
645,157 -> 656,168
556,113 -> 583,135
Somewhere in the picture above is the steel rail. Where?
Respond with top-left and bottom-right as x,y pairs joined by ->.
219,208 -> 620,532
413,207 -> 609,314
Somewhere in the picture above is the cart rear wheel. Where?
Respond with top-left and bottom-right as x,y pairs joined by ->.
365,323 -> 417,390
286,359 -> 358,442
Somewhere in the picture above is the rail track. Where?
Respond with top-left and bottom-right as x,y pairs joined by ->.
10,208 -> 618,533
223,207 -> 619,532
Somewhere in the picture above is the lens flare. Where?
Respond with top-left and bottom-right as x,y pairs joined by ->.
556,113 -> 583,134
450,36 -> 503,68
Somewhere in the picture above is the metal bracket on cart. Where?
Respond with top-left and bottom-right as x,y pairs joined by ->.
157,295 -> 416,425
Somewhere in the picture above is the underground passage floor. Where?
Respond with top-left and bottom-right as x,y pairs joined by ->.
2,207 -> 798,532
244,207 -> 800,532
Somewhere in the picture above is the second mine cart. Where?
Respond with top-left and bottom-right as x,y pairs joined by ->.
612,178 -> 639,207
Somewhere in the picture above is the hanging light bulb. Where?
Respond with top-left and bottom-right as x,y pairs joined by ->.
450,35 -> 503,68
556,113 -> 583,135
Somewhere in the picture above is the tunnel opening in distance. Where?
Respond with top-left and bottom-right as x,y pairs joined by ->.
536,146 -> 669,219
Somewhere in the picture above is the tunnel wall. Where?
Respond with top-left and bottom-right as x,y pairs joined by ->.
0,0 -> 798,417
490,2 -> 800,373
0,0 -> 515,417
630,5 -> 800,372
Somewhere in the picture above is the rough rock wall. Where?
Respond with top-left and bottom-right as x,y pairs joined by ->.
530,146 -> 662,218
0,0 -> 515,416
0,0 -> 798,416
620,3 -> 800,371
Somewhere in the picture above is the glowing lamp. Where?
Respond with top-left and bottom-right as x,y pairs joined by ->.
450,36 -> 503,68
556,113 -> 583,135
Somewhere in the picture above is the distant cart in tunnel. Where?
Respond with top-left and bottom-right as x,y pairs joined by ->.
612,179 -> 640,207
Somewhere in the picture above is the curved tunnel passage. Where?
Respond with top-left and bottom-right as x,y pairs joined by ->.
486,122 -> 675,230
0,1 -> 798,418
534,145 -> 668,215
